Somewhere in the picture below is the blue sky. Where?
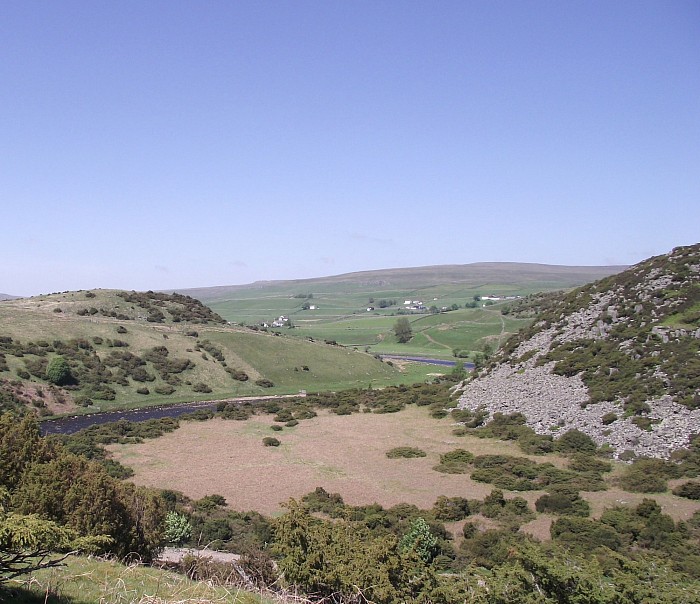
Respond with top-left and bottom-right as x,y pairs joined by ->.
2,1 -> 699,296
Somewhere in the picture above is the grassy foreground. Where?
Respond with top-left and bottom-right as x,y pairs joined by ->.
4,555 -> 264,604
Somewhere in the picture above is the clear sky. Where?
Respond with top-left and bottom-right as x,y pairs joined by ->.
2,1 -> 699,296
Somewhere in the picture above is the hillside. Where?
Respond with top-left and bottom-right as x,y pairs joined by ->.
176,263 -> 626,360
180,262 -> 627,303
0,289 -> 399,416
458,244 -> 700,458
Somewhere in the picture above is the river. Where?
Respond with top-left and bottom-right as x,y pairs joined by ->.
41,357 -> 471,435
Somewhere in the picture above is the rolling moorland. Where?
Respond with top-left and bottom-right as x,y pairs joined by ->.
3,249 -> 700,604
0,263 -> 621,418
180,262 -> 625,360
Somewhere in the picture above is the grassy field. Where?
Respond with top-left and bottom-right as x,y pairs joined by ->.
5,555 -> 263,604
192,263 -> 625,359
108,406 -> 700,536
0,290 -> 440,416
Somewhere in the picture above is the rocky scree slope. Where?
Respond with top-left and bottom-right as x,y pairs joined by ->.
458,244 -> 700,459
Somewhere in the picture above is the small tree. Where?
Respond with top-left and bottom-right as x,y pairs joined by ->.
164,511 -> 192,546
0,487 -> 110,583
45,356 -> 72,386
399,517 -> 438,562
393,318 -> 413,343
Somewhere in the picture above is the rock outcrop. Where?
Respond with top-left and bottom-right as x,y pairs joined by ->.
458,244 -> 700,459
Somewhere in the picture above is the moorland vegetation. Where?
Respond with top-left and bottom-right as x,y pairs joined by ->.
3,251 -> 700,603
4,376 -> 700,603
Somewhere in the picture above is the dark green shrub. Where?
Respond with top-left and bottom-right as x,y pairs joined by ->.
618,458 -> 679,493
535,491 -> 590,516
601,412 -> 618,425
116,325 -> 128,334
285,419 -> 299,427
256,378 -> 274,388
386,447 -> 427,459
555,429 -> 597,454
45,356 -> 73,385
462,522 -> 478,539
433,449 -> 474,474
551,516 -> 622,553
672,481 -> 700,500
154,384 -> 176,395
263,437 -> 280,447
87,386 -> 116,400
274,409 -> 294,423
73,396 -> 93,408
518,432 -> 555,455
227,368 -> 249,381
270,424 -> 283,432
136,387 -> 150,395
16,369 -> 30,380
432,496 -> 470,521
192,382 -> 212,393
567,453 -> 612,474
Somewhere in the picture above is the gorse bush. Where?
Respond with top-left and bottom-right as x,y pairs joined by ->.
433,449 -> 474,474
387,447 -> 427,459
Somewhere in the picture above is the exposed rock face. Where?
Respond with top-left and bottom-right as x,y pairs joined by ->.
458,244 -> 700,459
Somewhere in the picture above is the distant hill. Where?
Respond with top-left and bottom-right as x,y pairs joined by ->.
0,293 -> 20,301
177,262 -> 627,303
0,289 -> 399,416
171,262 -> 627,360
458,243 -> 700,458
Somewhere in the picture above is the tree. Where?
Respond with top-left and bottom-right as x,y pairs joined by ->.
399,517 -> 438,562
0,487 -> 109,583
273,501 -> 437,604
164,511 -> 192,546
393,318 -> 413,343
45,356 -> 73,386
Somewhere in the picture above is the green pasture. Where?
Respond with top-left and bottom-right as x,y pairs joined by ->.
209,298 -> 533,360
0,291 -> 441,416
204,273 -> 574,359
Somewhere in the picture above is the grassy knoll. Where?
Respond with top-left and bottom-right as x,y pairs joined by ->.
193,263 -> 624,359
0,290 -> 419,416
5,555 -> 262,604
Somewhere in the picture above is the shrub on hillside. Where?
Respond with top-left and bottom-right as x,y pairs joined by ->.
432,495 -> 470,521
263,437 -> 280,447
154,384 -> 176,395
45,356 -> 73,386
602,412 -> 618,425
535,490 -> 590,517
554,429 -> 597,454
226,368 -> 249,381
192,382 -> 212,393
618,458 -> 680,493
256,378 -> 274,388
672,481 -> 700,500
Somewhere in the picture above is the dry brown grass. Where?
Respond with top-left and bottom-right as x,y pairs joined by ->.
109,407 -> 542,515
108,406 -> 700,524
